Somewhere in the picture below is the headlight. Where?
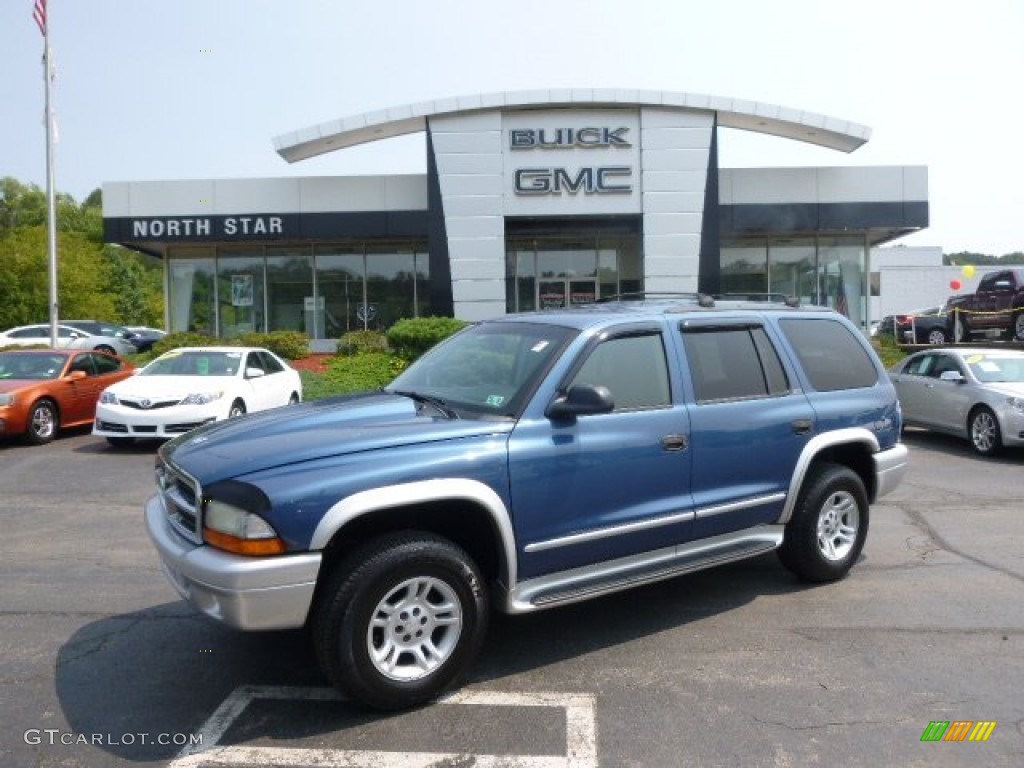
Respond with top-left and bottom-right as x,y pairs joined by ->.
0,393 -> 14,407
99,390 -> 119,405
201,481 -> 284,556
1007,396 -> 1024,414
182,391 -> 223,405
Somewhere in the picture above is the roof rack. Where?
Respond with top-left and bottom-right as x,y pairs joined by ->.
716,293 -> 801,308
598,292 -> 717,307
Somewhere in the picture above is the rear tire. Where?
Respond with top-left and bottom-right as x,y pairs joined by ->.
778,463 -> 868,583
926,328 -> 947,345
312,532 -> 488,710
1012,311 -> 1024,342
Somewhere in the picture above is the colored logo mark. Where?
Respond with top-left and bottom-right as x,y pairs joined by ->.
920,720 -> 996,742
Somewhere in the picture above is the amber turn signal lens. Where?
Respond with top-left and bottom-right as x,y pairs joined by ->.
202,527 -> 286,556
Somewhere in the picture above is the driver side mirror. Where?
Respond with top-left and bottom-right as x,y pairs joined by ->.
939,370 -> 965,383
245,367 -> 265,379
546,383 -> 614,420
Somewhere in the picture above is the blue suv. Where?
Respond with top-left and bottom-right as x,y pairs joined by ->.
145,297 -> 908,709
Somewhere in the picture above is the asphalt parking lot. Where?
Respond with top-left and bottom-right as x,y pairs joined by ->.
1,427 -> 1022,767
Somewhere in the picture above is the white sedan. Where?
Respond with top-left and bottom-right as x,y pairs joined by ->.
93,346 -> 302,446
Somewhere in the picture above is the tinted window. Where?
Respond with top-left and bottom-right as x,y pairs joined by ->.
92,353 -> 122,375
682,326 -> 789,402
569,333 -> 671,411
69,354 -> 97,376
779,318 -> 879,391
258,351 -> 285,374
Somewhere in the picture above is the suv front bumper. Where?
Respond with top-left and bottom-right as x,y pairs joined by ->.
873,443 -> 909,500
145,494 -> 321,630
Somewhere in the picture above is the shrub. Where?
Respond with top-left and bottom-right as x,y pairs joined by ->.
337,330 -> 389,357
151,332 -> 219,356
235,330 -> 309,360
313,353 -> 407,396
386,316 -> 468,361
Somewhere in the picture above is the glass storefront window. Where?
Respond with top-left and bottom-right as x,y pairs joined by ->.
768,240 -> 816,303
315,245 -> 365,337
266,247 -> 314,336
721,242 -> 767,295
366,246 -> 417,330
505,232 -> 641,312
217,248 -> 266,337
167,248 -> 216,336
817,235 -> 866,327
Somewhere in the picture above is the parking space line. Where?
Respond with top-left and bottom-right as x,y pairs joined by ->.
171,686 -> 598,768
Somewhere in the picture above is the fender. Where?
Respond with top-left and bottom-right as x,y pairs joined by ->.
309,478 -> 519,588
776,427 -> 879,525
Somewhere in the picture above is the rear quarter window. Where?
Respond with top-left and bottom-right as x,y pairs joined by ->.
779,318 -> 879,391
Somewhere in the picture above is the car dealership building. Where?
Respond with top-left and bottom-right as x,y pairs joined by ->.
102,89 -> 928,344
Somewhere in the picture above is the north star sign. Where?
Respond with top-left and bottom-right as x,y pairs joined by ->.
129,215 -> 286,239
510,126 -> 634,196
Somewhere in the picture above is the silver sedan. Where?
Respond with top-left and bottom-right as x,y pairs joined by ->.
889,347 -> 1024,456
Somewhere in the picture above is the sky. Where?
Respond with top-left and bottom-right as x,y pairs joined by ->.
2,0 -> 1022,255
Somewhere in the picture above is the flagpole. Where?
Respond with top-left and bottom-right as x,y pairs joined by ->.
39,0 -> 59,346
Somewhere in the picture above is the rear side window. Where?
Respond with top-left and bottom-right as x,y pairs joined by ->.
681,326 -> 790,402
779,318 -> 879,391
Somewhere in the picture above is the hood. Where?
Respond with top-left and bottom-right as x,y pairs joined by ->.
163,392 -> 513,484
0,379 -> 37,394
983,381 -> 1024,398
109,374 -> 226,399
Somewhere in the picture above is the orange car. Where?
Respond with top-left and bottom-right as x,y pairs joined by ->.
0,349 -> 135,445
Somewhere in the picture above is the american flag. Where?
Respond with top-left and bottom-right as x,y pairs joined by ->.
33,0 -> 47,36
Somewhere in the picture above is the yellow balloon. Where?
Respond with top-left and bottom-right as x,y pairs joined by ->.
962,265 -> 976,278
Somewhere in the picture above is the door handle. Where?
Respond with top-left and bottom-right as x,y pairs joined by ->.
791,419 -> 813,435
661,434 -> 688,451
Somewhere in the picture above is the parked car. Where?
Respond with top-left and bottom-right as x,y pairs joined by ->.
889,347 -> 1024,455
0,323 -> 137,357
0,349 -> 135,445
946,269 -> 1024,342
144,297 -> 907,710
61,320 -> 141,356
875,306 -> 949,345
124,326 -> 167,353
93,346 -> 302,446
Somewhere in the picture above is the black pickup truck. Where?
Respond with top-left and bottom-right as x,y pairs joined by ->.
947,269 -> 1024,342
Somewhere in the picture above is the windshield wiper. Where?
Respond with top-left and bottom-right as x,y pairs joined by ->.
390,389 -> 458,419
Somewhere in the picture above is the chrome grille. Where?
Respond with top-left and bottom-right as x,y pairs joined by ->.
156,458 -> 202,544
122,399 -> 180,410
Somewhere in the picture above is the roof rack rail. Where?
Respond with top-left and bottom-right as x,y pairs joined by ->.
598,292 -> 716,307
716,293 -> 801,308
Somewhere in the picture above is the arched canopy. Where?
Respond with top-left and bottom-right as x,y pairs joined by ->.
273,88 -> 871,164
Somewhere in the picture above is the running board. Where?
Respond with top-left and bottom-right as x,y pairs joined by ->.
503,526 -> 784,614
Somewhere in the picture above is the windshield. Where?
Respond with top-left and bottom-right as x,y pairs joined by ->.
142,350 -> 241,377
387,322 -> 577,417
0,353 -> 67,380
965,354 -> 1024,383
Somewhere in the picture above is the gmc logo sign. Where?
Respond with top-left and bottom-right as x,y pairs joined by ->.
514,167 -> 632,195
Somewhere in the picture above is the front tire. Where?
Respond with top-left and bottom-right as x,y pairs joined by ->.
228,400 -> 246,418
969,406 -> 1002,456
25,399 -> 58,445
778,463 -> 868,583
926,328 -> 947,345
313,532 -> 488,710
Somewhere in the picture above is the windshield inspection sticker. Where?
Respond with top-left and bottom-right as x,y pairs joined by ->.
965,354 -> 984,364
485,395 -> 506,407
